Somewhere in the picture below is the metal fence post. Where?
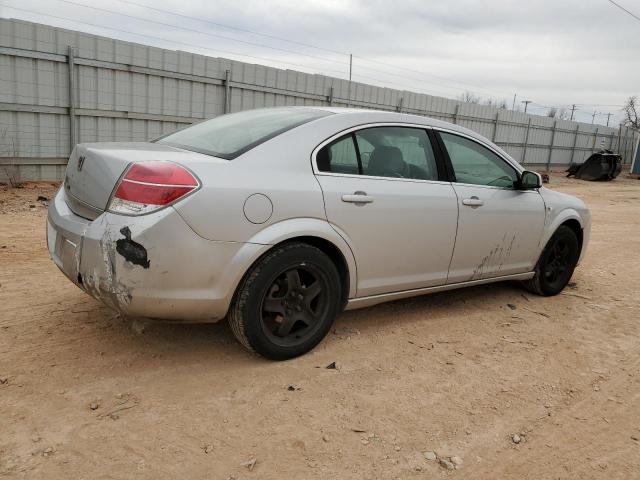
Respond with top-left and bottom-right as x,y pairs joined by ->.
347,53 -> 352,108
327,86 -> 334,106
546,120 -> 557,172
616,126 -> 622,153
521,117 -> 531,165
224,69 -> 231,114
397,96 -> 403,113
591,127 -> 599,154
67,46 -> 77,155
492,111 -> 500,142
570,124 -> 580,164
452,104 -> 459,125
621,127 -> 628,163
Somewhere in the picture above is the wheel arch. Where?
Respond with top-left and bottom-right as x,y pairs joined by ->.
242,218 -> 357,305
539,208 -> 585,258
560,218 -> 583,256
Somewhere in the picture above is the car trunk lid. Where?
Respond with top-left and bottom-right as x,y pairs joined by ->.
63,142 -> 224,219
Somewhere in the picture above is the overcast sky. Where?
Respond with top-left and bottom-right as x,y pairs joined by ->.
1,0 -> 638,125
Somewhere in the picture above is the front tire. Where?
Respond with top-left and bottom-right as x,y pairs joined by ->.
228,242 -> 341,360
522,225 -> 580,296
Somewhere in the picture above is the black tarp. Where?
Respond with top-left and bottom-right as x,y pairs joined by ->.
566,150 -> 622,181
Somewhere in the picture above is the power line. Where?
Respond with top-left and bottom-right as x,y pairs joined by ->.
54,0 -> 350,68
52,0 -> 507,100
111,0 -> 512,99
576,103 -> 626,107
352,55 -> 511,100
1,2 -> 625,115
0,4 -> 463,100
115,0 -> 346,57
1,4 -> 350,77
68,0 -> 603,104
110,0 -> 514,100
349,72 -> 464,99
607,0 -> 640,22
339,58 -> 504,98
115,0 -> 511,99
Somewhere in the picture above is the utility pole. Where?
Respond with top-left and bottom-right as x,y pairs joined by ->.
606,113 -> 612,127
347,53 -> 353,108
512,94 -> 516,110
591,110 -> 597,124
521,100 -> 532,113
569,104 -> 577,121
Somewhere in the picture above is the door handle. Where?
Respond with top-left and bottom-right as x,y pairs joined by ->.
342,191 -> 374,204
462,196 -> 484,207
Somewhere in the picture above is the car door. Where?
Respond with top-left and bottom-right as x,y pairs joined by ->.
435,130 -> 546,283
314,125 -> 459,297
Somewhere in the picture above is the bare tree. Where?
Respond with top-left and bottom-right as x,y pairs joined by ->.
459,91 -> 480,104
483,97 -> 508,110
0,128 -> 19,187
546,107 -> 569,120
622,96 -> 639,129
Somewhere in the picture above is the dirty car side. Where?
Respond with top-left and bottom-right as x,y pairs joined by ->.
47,108 -> 591,325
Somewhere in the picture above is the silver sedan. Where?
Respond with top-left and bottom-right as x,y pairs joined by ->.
47,107 -> 591,359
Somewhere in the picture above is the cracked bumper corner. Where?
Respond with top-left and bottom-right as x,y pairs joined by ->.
47,188 -> 265,322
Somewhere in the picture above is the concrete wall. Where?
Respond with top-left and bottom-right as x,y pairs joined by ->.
1,18 -> 636,182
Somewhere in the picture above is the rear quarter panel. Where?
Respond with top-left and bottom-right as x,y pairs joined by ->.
172,128 -> 328,243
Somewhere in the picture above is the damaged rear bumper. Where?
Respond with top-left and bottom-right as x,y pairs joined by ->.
47,188 -> 266,322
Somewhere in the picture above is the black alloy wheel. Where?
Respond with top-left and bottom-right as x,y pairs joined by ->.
522,225 -> 580,296
228,242 -> 341,360
542,237 -> 572,290
260,264 -> 331,346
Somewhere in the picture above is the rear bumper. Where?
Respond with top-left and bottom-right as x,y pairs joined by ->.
47,188 -> 266,322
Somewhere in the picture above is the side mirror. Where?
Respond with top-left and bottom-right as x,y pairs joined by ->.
519,170 -> 542,189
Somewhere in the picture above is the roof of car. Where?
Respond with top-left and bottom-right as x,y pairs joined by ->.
304,106 -> 485,142
286,106 -> 518,167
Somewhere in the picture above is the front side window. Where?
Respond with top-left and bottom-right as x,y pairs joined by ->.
439,132 -> 518,188
157,108 -> 331,160
316,126 -> 438,181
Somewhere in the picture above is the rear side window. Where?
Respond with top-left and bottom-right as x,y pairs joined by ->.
316,135 -> 360,175
316,126 -> 438,181
356,127 -> 437,180
156,108 -> 331,160
439,132 -> 518,188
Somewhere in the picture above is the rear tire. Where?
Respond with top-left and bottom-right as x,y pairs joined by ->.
522,225 -> 580,296
228,242 -> 341,360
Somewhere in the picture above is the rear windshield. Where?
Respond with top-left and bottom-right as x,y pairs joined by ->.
156,108 -> 331,160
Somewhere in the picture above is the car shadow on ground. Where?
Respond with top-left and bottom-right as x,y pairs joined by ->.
85,280 -> 529,365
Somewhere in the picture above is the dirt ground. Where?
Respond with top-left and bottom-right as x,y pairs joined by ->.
1,173 -> 639,479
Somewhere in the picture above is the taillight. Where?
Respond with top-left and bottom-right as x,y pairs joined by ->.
108,162 -> 199,215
